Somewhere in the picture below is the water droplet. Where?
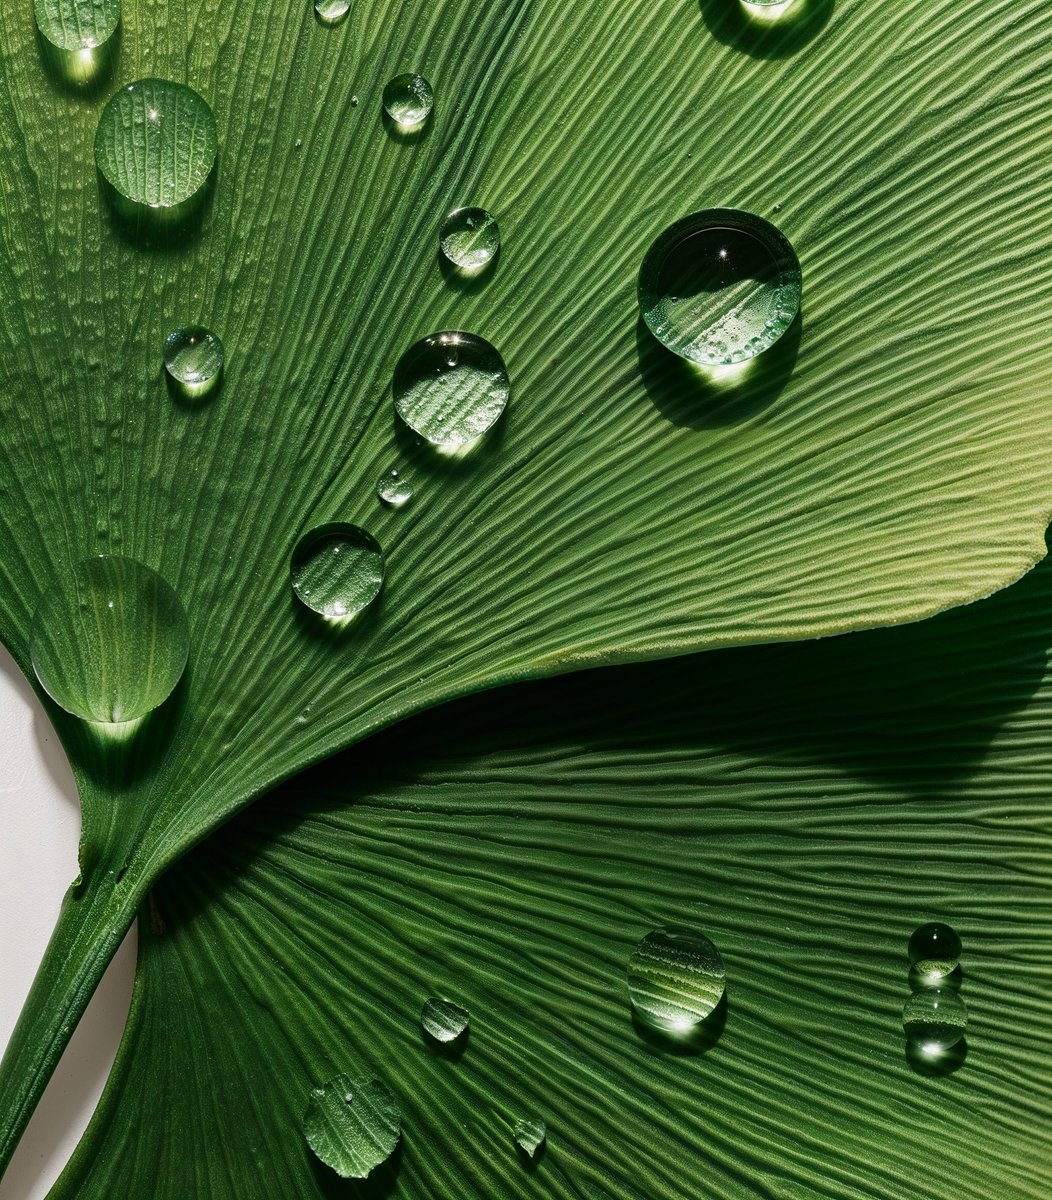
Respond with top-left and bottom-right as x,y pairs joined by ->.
164,326 -> 224,400
377,469 -> 412,508
440,207 -> 500,271
351,95 -> 359,107
393,331 -> 509,448
314,0 -> 350,25
95,79 -> 217,211
382,73 -> 433,128
639,208 -> 801,366
291,524 -> 384,621
627,927 -> 725,1032
420,997 -> 469,1044
303,1075 -> 400,1180
30,556 -> 189,724
35,0 -> 120,52
902,987 -> 967,1051
908,922 -> 962,984
513,1117 -> 546,1159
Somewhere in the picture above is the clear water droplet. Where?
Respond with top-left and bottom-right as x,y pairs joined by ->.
377,468 -> 412,507
627,927 -> 725,1032
291,524 -> 384,621
164,326 -> 224,400
382,73 -> 433,128
639,208 -> 801,366
35,0 -> 119,52
314,0 -> 350,25
95,79 -> 217,211
902,987 -> 967,1051
30,556 -> 189,724
908,922 -> 962,984
513,1117 -> 546,1159
420,997 -> 469,1044
440,207 -> 500,271
351,95 -> 359,107
393,331 -> 509,448
303,1075 -> 400,1180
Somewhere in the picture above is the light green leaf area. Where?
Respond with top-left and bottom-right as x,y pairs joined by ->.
55,553 -> 1052,1199
1,0 -> 1051,1167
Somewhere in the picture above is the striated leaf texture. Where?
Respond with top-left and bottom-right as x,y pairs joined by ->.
54,550 -> 1052,1199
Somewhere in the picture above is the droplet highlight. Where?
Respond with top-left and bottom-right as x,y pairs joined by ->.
164,326 -> 224,400
382,73 -> 433,128
377,468 -> 412,508
440,207 -> 500,271
314,0 -> 351,24
420,998 -> 469,1044
291,524 -> 384,621
393,331 -> 509,448
303,1075 -> 400,1179
627,927 -> 725,1032
513,1117 -> 546,1159
95,79 -> 217,211
902,987 -> 968,1051
30,556 -> 189,724
639,208 -> 801,366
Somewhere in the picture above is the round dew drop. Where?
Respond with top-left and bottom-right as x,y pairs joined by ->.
627,927 -> 725,1032
638,208 -> 801,367
35,0 -> 120,52
314,0 -> 351,24
420,997 -> 469,1044
440,207 -> 500,270
30,555 -> 189,724
377,469 -> 412,507
908,922 -> 961,983
382,73 -> 433,127
164,327 -> 224,399
393,331 -> 510,448
902,987 -> 968,1051
290,524 -> 384,621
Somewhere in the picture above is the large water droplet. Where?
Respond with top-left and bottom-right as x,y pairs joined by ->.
513,1118 -> 546,1159
639,209 -> 801,366
420,998 -> 469,1044
908,922 -> 962,984
164,326 -> 224,400
627,927 -> 726,1032
440,207 -> 500,271
35,0 -> 120,52
95,79 -> 217,211
382,73 -> 433,128
303,1075 -> 400,1180
377,468 -> 412,508
291,524 -> 384,621
902,987 -> 967,1051
314,0 -> 351,24
393,331 -> 509,448
30,556 -> 189,724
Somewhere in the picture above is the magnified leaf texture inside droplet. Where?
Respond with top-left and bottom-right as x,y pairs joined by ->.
34,0 -> 120,51
303,1076 -> 400,1179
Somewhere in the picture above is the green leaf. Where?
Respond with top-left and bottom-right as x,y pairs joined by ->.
2,0 -> 1052,1168
54,552 -> 1052,1199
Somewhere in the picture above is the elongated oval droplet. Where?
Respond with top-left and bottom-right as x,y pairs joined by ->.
303,1076 -> 400,1180
291,524 -> 384,621
639,208 -> 801,366
35,0 -> 120,52
95,79 -> 217,210
513,1118 -> 546,1159
440,207 -> 500,271
627,927 -> 725,1032
902,988 -> 968,1051
420,998 -> 469,1044
164,326 -> 224,400
393,331 -> 510,448
30,556 -> 189,724
908,922 -> 962,984
382,73 -> 433,127
315,0 -> 351,24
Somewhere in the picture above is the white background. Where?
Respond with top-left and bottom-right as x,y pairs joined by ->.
0,646 -> 135,1200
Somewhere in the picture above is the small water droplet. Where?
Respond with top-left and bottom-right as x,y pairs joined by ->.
382,73 -> 433,128
314,0 -> 351,25
377,468 -> 412,507
303,1076 -> 400,1179
627,927 -> 725,1032
164,326 -> 224,400
639,208 -> 801,367
294,138 -> 303,150
420,997 -> 469,1044
513,1117 -> 546,1159
908,922 -> 962,984
30,556 -> 189,724
902,987 -> 967,1051
351,94 -> 359,107
393,331 -> 509,448
291,524 -> 384,621
440,207 -> 500,271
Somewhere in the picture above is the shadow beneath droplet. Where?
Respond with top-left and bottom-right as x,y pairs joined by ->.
516,1140 -> 546,1173
905,1037 -> 968,1077
632,991 -> 728,1056
381,110 -> 434,145
698,0 -> 835,59
908,963 -> 962,994
311,1140 -> 403,1199
164,364 -> 224,410
637,310 -> 801,430
391,398 -> 511,479
420,1026 -> 469,1061
437,247 -> 501,294
98,165 -> 216,253
36,26 -> 121,99
289,582 -> 387,650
